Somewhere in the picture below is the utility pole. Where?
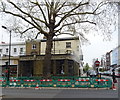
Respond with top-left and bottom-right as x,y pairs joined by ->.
2,26 -> 11,83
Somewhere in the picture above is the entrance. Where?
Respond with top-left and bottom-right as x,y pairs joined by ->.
19,61 -> 34,77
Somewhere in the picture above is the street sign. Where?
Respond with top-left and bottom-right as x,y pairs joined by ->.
95,61 -> 100,66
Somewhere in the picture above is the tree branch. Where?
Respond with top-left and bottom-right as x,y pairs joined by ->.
3,9 -> 48,36
55,1 -> 89,28
54,20 -> 96,33
30,1 -> 49,27
35,32 -> 40,39
8,1 -> 48,25
45,0 -> 50,25
56,2 -> 66,13
20,27 -> 35,34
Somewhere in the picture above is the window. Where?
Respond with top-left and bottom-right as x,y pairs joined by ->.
0,49 -> 2,53
32,44 -> 36,49
66,42 -> 71,48
14,48 -> 17,53
6,48 -> 8,53
20,48 -> 23,53
77,46 -> 79,51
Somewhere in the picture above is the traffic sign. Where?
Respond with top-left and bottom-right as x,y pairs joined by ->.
95,61 -> 100,66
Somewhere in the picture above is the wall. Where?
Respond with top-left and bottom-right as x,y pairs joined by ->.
40,37 -> 81,63
26,40 -> 41,55
0,42 -> 25,57
118,3 -> 120,66
112,47 -> 118,65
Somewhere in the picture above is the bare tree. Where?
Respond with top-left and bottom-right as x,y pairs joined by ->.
0,0 -> 117,77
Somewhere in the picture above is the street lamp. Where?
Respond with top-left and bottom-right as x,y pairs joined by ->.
2,26 -> 11,82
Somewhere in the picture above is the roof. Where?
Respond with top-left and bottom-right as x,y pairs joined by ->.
41,36 -> 79,42
0,42 -> 25,46
0,36 -> 79,46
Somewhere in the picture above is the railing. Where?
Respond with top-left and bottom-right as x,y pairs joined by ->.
41,49 -> 74,55
0,76 -> 112,88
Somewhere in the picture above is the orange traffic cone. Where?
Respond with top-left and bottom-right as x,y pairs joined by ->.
112,83 -> 116,90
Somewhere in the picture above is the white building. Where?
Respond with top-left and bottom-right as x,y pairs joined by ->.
0,42 -> 26,77
118,3 -> 120,66
0,42 -> 26,57
112,47 -> 118,66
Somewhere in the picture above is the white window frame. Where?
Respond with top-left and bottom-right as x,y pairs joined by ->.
32,44 -> 37,49
14,48 -> 17,53
6,48 -> 8,53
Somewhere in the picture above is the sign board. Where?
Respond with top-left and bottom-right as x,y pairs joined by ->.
95,61 -> 100,66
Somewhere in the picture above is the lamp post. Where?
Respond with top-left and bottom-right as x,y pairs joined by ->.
2,26 -> 11,82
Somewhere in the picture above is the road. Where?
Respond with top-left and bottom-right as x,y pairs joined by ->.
1,88 -> 118,99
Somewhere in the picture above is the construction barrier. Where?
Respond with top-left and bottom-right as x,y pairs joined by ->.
0,77 -> 112,88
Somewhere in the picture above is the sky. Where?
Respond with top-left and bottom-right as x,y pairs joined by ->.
0,0 -> 118,67
82,31 -> 118,66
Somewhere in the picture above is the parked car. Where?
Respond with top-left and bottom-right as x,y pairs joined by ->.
98,71 -> 104,75
87,70 -> 97,77
115,67 -> 120,78
103,70 -> 112,76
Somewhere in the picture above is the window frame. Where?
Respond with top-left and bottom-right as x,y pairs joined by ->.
0,49 -> 2,53
14,48 -> 17,53
32,44 -> 37,49
6,48 -> 8,53
20,48 -> 23,53
66,42 -> 71,48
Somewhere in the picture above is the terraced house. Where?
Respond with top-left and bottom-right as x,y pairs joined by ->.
0,37 -> 83,77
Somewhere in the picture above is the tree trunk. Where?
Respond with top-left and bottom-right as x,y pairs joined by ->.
43,35 -> 53,78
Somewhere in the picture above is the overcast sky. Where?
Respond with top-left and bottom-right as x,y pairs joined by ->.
82,30 -> 118,66
0,0 -> 118,67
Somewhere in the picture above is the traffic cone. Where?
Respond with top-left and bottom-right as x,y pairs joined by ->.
112,83 -> 116,90
35,84 -> 39,90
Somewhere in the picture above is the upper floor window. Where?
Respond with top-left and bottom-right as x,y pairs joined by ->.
0,49 -> 2,53
32,44 -> 37,49
20,48 -> 23,53
66,42 -> 71,48
14,48 -> 17,53
77,46 -> 79,51
6,48 -> 8,53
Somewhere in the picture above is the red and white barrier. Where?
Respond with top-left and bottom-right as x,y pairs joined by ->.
24,80 -> 36,82
95,79 -> 109,82
40,79 -> 52,81
58,79 -> 70,81
10,80 -> 20,82
76,79 -> 89,81
0,80 -> 6,82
